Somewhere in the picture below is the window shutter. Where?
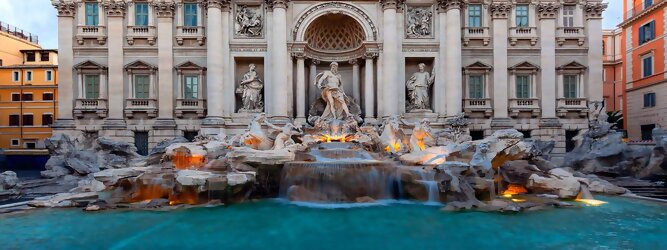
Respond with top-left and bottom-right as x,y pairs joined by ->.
650,21 -> 655,40
639,25 -> 645,44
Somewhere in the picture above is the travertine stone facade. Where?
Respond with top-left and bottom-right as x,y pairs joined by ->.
51,0 -> 606,159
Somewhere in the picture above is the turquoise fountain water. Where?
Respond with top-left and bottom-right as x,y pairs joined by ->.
1,196 -> 666,249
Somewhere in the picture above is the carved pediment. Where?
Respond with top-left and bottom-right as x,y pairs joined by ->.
175,61 -> 206,71
74,60 -> 107,70
464,61 -> 493,71
124,60 -> 156,71
557,61 -> 587,71
509,61 -> 540,71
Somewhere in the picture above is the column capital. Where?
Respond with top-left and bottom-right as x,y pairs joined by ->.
585,2 -> 608,20
537,3 -> 561,19
362,51 -> 378,59
153,1 -> 176,18
104,1 -> 126,17
490,2 -> 512,19
348,59 -> 359,65
311,59 -> 321,66
266,0 -> 290,10
291,52 -> 306,59
204,0 -> 231,11
380,0 -> 405,11
52,0 -> 77,17
436,0 -> 462,13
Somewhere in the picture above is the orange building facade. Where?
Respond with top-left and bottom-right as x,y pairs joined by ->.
620,0 -> 667,140
603,28 -> 623,113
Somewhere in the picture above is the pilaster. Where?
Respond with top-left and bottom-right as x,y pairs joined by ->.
585,2 -> 608,102
538,3 -> 560,119
51,0 -> 77,129
490,2 -> 511,126
103,1 -> 127,129
202,0 -> 228,132
444,0 -> 463,118
153,0 -> 177,130
380,0 -> 402,117
267,0 -> 290,122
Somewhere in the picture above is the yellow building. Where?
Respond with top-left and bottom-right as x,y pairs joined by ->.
0,21 -> 41,67
0,49 -> 58,149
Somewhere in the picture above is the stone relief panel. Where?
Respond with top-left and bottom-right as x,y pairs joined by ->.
234,4 -> 263,38
405,6 -> 433,38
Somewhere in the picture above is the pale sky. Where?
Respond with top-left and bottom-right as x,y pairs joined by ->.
0,0 -> 622,50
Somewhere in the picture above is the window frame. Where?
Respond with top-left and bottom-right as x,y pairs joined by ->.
183,3 -> 198,27
42,92 -> 54,101
9,114 -> 20,127
45,70 -> 53,81
10,139 -> 19,147
515,5 -> 529,27
12,71 -> 20,82
40,52 -> 50,62
468,74 -> 485,99
42,113 -> 53,126
641,53 -> 654,78
133,74 -> 150,99
135,2 -> 149,26
22,113 -> 34,126
183,75 -> 199,99
85,2 -> 99,26
515,74 -> 532,99
84,74 -> 101,99
22,93 -> 33,102
25,70 -> 33,82
468,4 -> 482,28
11,93 -> 20,102
645,0 -> 654,9
562,5 -> 575,28
563,74 -> 579,98
643,92 -> 656,108
639,20 -> 655,45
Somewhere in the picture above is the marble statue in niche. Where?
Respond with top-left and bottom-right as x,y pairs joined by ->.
406,63 -> 435,112
316,62 -> 352,120
235,5 -> 263,37
236,64 -> 264,112
406,7 -> 433,38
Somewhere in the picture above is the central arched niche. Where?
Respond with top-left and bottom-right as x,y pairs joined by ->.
304,13 -> 366,53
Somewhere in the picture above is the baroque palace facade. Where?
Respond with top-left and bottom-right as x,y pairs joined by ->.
51,0 -> 607,156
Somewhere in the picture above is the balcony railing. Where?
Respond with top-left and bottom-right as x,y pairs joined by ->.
556,27 -> 585,46
176,26 -> 205,46
125,99 -> 157,118
557,98 -> 588,117
126,26 -> 156,45
462,27 -> 490,46
463,98 -> 492,117
509,98 -> 540,117
509,27 -> 538,46
0,21 -> 39,44
74,99 -> 108,118
76,26 -> 107,45
626,0 -> 665,19
176,99 -> 206,118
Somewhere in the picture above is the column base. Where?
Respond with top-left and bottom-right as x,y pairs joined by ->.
102,118 -> 127,130
363,117 -> 378,125
539,118 -> 563,128
201,116 -> 225,136
52,119 -> 76,130
294,117 -> 307,126
153,118 -> 177,130
490,117 -> 514,128
268,116 -> 291,124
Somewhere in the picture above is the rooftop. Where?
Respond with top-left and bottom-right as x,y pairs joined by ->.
0,20 -> 39,45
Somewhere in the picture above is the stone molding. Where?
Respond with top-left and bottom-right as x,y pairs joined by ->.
205,0 -> 231,11
436,0 -> 462,12
292,2 -> 378,41
266,0 -> 290,10
584,2 -> 607,19
490,2 -> 512,19
104,1 -> 126,17
380,0 -> 405,11
537,3 -> 561,19
52,1 -> 77,17
362,51 -> 379,59
154,1 -> 176,18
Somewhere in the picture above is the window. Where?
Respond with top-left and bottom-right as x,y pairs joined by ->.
516,5 -> 529,27
516,75 -> 531,98
11,93 -> 20,102
565,130 -> 579,152
22,93 -> 33,101
85,2 -> 99,26
468,75 -> 484,99
46,70 -> 53,81
84,75 -> 100,99
642,55 -> 653,77
562,5 -> 575,27
134,131 -> 149,156
639,21 -> 655,45
26,52 -> 35,62
563,75 -> 578,98
644,92 -> 656,107
641,124 -> 656,141
470,131 -> 484,141
135,3 -> 149,26
42,114 -> 53,126
184,75 -> 199,99
0,59 -> 3,66
468,4 -> 482,27
645,0 -> 654,9
520,130 -> 532,139
134,75 -> 150,99
12,71 -> 19,82
9,115 -> 19,126
26,71 -> 32,81
22,114 -> 33,126
40,52 -> 49,62
25,142 -> 36,149
43,92 -> 54,101
10,139 -> 19,147
184,3 -> 198,27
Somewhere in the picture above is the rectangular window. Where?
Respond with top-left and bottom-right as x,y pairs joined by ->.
184,75 -> 199,99
26,71 -> 32,81
85,2 -> 99,26
135,3 -> 149,26
22,93 -> 33,101
184,3 -> 198,27
11,93 -> 20,102
12,71 -> 19,82
642,55 -> 653,77
639,21 -> 655,45
566,130 -> 579,152
134,75 -> 150,99
645,0 -> 654,9
562,5 -> 575,27
84,75 -> 100,99
644,92 -> 656,107
516,75 -> 531,98
641,124 -> 656,141
26,52 -> 35,62
516,5 -> 529,27
563,75 -> 578,98
9,115 -> 19,126
0,59 -> 3,66
22,114 -> 33,126
25,142 -> 36,149
11,139 -> 19,147
43,93 -> 54,101
42,114 -> 53,126
468,75 -> 484,99
46,70 -> 53,81
40,52 -> 50,62
468,5 -> 482,27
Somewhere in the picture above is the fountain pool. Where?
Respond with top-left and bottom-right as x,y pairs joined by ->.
1,196 -> 665,249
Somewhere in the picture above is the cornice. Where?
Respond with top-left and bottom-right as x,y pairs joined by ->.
104,0 -> 126,17
537,3 -> 561,19
584,2 -> 607,20
490,2 -> 512,19
52,0 -> 77,17
204,0 -> 231,11
380,0 -> 405,11
153,1 -> 176,18
265,0 -> 290,10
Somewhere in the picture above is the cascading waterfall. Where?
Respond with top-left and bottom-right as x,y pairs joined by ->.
417,169 -> 439,204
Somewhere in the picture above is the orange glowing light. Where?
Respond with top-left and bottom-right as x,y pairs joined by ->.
384,143 -> 401,153
576,199 -> 607,206
172,152 -> 207,170
168,189 -> 199,205
511,198 -> 526,203
130,184 -> 169,202
502,184 -> 528,197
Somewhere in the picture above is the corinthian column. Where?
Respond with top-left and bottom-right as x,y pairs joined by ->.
295,53 -> 306,122
443,0 -> 463,118
51,1 -> 77,129
103,1 -> 127,129
538,3 -> 560,121
363,52 -> 377,121
585,2 -> 608,103
350,59 -> 361,103
268,0 -> 290,121
152,1 -> 177,129
490,2 -> 511,127
380,0 -> 401,117
202,0 -> 226,129
435,2 -> 447,117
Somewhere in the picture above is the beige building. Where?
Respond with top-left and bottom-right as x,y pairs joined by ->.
51,0 -> 607,156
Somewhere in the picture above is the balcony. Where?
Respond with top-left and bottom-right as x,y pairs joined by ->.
509,98 -> 540,117
176,26 -> 205,46
463,98 -> 493,117
509,27 -> 538,46
175,99 -> 206,118
462,27 -> 490,46
556,27 -> 585,46
126,26 -> 156,45
125,99 -> 158,118
557,98 -> 588,117
76,26 -> 106,45
626,0 -> 665,19
74,99 -> 108,118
